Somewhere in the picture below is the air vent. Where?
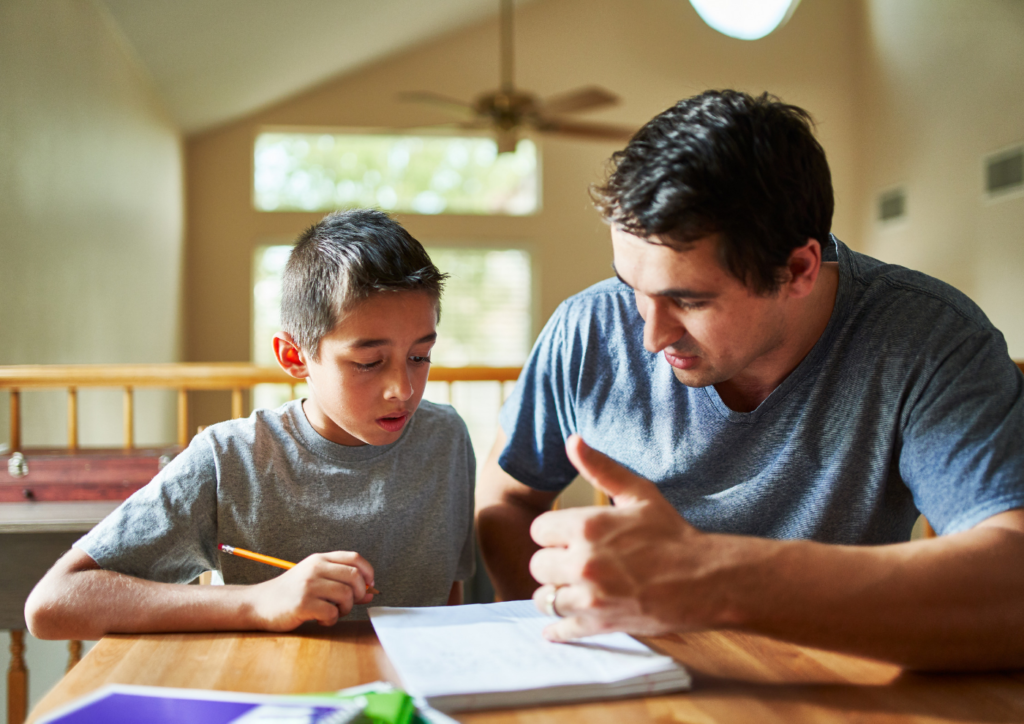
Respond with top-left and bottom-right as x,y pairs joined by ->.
878,188 -> 906,222
985,146 -> 1023,197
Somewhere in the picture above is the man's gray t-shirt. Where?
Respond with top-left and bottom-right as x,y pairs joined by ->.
499,238 -> 1024,542
76,399 -> 475,620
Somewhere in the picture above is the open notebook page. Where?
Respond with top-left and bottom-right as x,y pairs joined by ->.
369,599 -> 690,711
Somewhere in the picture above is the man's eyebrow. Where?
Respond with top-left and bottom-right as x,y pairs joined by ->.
351,332 -> 437,349
612,265 -> 718,300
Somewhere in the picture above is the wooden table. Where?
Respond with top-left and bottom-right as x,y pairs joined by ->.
25,623 -> 1024,723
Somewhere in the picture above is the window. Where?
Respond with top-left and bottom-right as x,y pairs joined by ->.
254,133 -> 538,215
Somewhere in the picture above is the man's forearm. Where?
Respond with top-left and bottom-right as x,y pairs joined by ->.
477,501 -> 543,601
475,429 -> 557,601
705,520 -> 1024,669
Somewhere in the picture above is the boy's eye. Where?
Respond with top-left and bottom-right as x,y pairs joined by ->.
355,360 -> 383,371
672,298 -> 707,311
409,355 -> 431,365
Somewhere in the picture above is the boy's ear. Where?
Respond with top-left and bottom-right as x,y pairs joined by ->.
273,332 -> 310,380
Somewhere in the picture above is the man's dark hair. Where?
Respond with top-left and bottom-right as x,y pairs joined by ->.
282,209 -> 447,360
592,90 -> 834,294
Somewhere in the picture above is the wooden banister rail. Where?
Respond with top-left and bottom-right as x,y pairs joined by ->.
0,364 -> 522,453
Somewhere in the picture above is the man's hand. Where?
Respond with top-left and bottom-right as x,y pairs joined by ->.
242,551 -> 375,630
529,435 -> 741,641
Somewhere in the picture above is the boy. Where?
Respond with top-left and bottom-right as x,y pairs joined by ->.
26,209 -> 475,639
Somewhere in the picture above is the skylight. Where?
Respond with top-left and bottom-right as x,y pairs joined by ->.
688,0 -> 801,40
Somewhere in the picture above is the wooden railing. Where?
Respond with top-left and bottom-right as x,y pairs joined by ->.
0,363 -> 521,724
0,363 -> 520,452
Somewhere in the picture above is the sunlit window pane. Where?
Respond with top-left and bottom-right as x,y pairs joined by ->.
427,249 -> 531,367
254,133 -> 538,215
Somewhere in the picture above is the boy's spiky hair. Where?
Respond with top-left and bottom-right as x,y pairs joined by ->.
281,209 -> 447,360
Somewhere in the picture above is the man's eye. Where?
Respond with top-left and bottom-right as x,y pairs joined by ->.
673,299 -> 707,310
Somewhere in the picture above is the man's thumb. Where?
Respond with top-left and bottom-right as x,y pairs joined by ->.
565,435 -> 657,507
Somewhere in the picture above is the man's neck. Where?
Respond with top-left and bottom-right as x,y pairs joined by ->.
715,262 -> 840,412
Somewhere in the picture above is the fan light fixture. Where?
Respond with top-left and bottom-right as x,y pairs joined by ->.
688,0 -> 801,40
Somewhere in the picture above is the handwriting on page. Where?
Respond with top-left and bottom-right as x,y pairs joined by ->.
377,615 -> 666,694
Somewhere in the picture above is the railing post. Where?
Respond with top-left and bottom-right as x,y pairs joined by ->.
123,386 -> 134,449
9,389 -> 20,452
231,388 -> 243,419
177,389 -> 189,447
66,640 -> 82,673
8,630 -> 27,724
67,387 -> 78,451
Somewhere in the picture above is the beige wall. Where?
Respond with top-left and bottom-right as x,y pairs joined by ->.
0,0 -> 185,710
0,0 -> 184,447
858,0 -> 1024,356
185,0 -> 863,428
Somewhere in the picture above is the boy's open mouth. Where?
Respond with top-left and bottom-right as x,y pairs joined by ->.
376,411 -> 410,432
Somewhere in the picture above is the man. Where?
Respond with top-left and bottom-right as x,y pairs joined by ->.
476,90 -> 1024,670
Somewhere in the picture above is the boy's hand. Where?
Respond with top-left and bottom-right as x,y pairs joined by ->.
243,551 -> 376,630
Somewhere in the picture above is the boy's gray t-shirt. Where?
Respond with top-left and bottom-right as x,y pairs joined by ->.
76,399 -> 475,620
499,237 -> 1024,542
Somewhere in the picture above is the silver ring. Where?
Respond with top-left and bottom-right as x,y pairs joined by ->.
544,585 -> 565,618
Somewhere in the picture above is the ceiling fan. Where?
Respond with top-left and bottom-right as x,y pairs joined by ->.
399,0 -> 636,153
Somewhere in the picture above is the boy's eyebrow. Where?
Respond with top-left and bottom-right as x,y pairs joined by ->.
351,332 -> 437,349
612,265 -> 719,300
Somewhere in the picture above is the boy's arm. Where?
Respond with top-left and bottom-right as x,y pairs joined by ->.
25,547 -> 376,640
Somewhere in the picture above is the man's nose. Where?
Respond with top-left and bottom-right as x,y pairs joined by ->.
642,297 -> 685,353
385,361 -> 415,401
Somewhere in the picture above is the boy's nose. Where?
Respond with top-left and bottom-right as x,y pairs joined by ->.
385,363 -> 415,401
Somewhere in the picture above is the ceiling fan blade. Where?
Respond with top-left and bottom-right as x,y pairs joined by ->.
537,118 -> 637,141
398,91 -> 478,119
542,86 -> 620,115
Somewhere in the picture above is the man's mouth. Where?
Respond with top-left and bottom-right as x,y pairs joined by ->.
376,411 -> 410,432
663,350 -> 700,370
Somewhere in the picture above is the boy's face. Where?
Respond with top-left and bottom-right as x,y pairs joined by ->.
275,291 -> 438,446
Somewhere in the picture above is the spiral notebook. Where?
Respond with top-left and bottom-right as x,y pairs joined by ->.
369,600 -> 691,712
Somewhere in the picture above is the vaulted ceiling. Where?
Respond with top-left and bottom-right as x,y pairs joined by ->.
98,0 -> 516,134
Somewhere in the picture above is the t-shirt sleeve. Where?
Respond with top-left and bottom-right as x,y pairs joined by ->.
900,328 -> 1024,534
455,419 -> 477,581
498,301 -> 581,491
74,433 -> 220,583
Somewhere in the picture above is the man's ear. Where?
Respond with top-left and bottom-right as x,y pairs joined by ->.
784,238 -> 822,299
273,332 -> 310,380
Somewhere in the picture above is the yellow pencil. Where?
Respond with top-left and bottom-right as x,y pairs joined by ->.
218,543 -> 380,595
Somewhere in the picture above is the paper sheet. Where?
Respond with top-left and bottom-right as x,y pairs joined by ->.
369,600 -> 688,701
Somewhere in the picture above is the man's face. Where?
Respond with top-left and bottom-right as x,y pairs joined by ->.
611,227 -> 789,389
300,290 -> 437,446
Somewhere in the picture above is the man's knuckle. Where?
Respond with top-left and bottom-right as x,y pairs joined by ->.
579,555 -> 614,585
580,515 -> 607,541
